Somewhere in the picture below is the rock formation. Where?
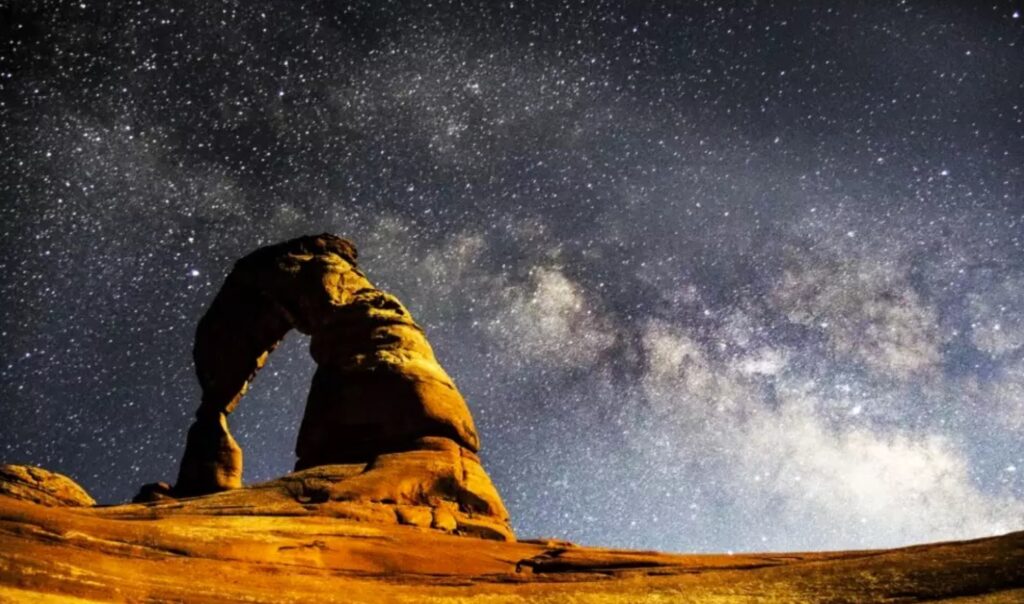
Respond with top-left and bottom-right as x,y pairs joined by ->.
2,233 -> 1023,601
2,482 -> 1024,602
0,464 -> 95,507
154,233 -> 511,540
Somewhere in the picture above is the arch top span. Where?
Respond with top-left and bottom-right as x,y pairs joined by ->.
174,234 -> 481,497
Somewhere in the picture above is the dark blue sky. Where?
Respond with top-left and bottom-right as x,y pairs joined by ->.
2,1 -> 1022,552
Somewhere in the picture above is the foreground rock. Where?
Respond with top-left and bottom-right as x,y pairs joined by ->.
1,488 -> 1022,603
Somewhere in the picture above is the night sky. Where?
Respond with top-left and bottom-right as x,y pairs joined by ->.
2,1 -> 1023,553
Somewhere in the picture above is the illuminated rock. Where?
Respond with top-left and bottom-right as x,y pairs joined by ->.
0,464 -> 95,507
162,233 -> 509,539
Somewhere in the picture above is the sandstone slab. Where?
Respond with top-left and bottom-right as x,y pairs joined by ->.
1,490 -> 1022,603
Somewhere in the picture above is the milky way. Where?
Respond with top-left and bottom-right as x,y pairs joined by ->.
2,2 -> 1023,552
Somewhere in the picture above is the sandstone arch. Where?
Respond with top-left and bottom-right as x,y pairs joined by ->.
168,234 -> 509,540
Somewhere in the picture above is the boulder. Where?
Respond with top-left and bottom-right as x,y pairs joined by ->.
0,464 -> 94,507
132,481 -> 174,503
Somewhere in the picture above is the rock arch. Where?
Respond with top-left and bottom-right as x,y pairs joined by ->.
173,234 -> 489,505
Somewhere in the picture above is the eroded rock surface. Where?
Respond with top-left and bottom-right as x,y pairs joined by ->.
0,464 -> 95,507
2,490 -> 1023,603
158,233 -> 510,539
125,441 -> 511,541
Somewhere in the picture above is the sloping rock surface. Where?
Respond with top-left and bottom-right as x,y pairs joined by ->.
1,476 -> 1022,603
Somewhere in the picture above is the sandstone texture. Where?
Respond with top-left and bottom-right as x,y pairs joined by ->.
159,233 -> 510,538
134,442 -> 511,541
1,481 -> 1022,603
0,464 -> 95,507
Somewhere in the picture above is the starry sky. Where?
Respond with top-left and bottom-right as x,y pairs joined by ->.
2,1 -> 1023,553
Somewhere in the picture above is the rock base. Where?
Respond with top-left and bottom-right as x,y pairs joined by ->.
130,437 -> 513,541
2,463 -> 1024,602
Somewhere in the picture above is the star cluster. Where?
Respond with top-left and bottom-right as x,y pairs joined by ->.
2,1 -> 1022,552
